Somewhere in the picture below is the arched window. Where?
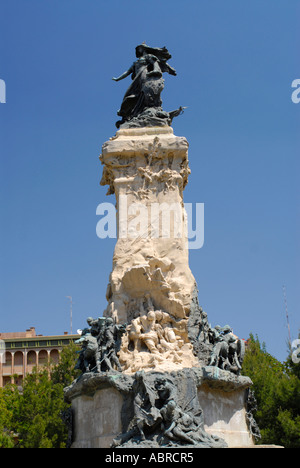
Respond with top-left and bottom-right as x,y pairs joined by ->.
38,350 -> 48,366
50,349 -> 60,364
4,351 -> 12,367
27,350 -> 37,365
14,351 -> 23,366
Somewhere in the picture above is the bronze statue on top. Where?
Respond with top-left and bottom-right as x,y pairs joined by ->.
112,43 -> 185,128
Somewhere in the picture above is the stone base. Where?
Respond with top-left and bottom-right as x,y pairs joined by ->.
70,387 -> 123,448
198,384 -> 253,447
65,367 -> 256,449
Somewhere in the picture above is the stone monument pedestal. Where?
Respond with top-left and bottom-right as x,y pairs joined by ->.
64,367 -> 255,448
64,125 -> 262,449
63,43 -> 272,449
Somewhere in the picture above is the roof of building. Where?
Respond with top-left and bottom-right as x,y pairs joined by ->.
0,327 -> 79,342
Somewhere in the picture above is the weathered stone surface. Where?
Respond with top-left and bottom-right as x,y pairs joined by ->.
198,385 -> 253,447
65,368 -> 255,448
100,127 -> 199,373
199,366 -> 252,391
64,371 -> 133,403
71,387 -> 124,448
68,120 -> 260,449
97,127 -> 247,377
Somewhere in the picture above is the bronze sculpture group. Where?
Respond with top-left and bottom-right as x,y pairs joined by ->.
75,317 -> 126,374
110,370 -> 226,448
75,312 -> 245,377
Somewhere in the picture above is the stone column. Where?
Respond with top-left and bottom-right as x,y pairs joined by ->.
11,352 -> 15,377
100,126 -> 199,373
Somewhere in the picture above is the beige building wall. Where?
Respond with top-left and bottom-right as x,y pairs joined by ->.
0,327 -> 78,388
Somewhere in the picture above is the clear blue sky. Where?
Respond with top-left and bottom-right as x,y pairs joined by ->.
0,0 -> 299,362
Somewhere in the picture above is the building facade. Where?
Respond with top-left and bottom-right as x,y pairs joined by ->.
0,327 -> 78,388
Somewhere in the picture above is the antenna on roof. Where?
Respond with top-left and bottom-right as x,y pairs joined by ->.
282,285 -> 292,349
66,296 -> 73,335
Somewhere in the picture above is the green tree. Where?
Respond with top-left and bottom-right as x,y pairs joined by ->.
242,334 -> 300,448
50,340 -> 81,387
0,384 -> 19,447
14,367 -> 69,448
0,341 -> 80,448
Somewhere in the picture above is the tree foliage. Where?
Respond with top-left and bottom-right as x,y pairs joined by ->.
0,385 -> 17,447
242,334 -> 300,448
15,368 -> 68,448
0,342 -> 80,448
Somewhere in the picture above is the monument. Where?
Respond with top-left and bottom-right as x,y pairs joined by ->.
64,44 -> 260,448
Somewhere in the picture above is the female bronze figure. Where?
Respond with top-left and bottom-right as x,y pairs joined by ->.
112,43 -> 184,128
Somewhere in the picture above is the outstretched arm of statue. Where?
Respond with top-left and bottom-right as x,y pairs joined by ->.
112,65 -> 134,81
160,61 -> 177,76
